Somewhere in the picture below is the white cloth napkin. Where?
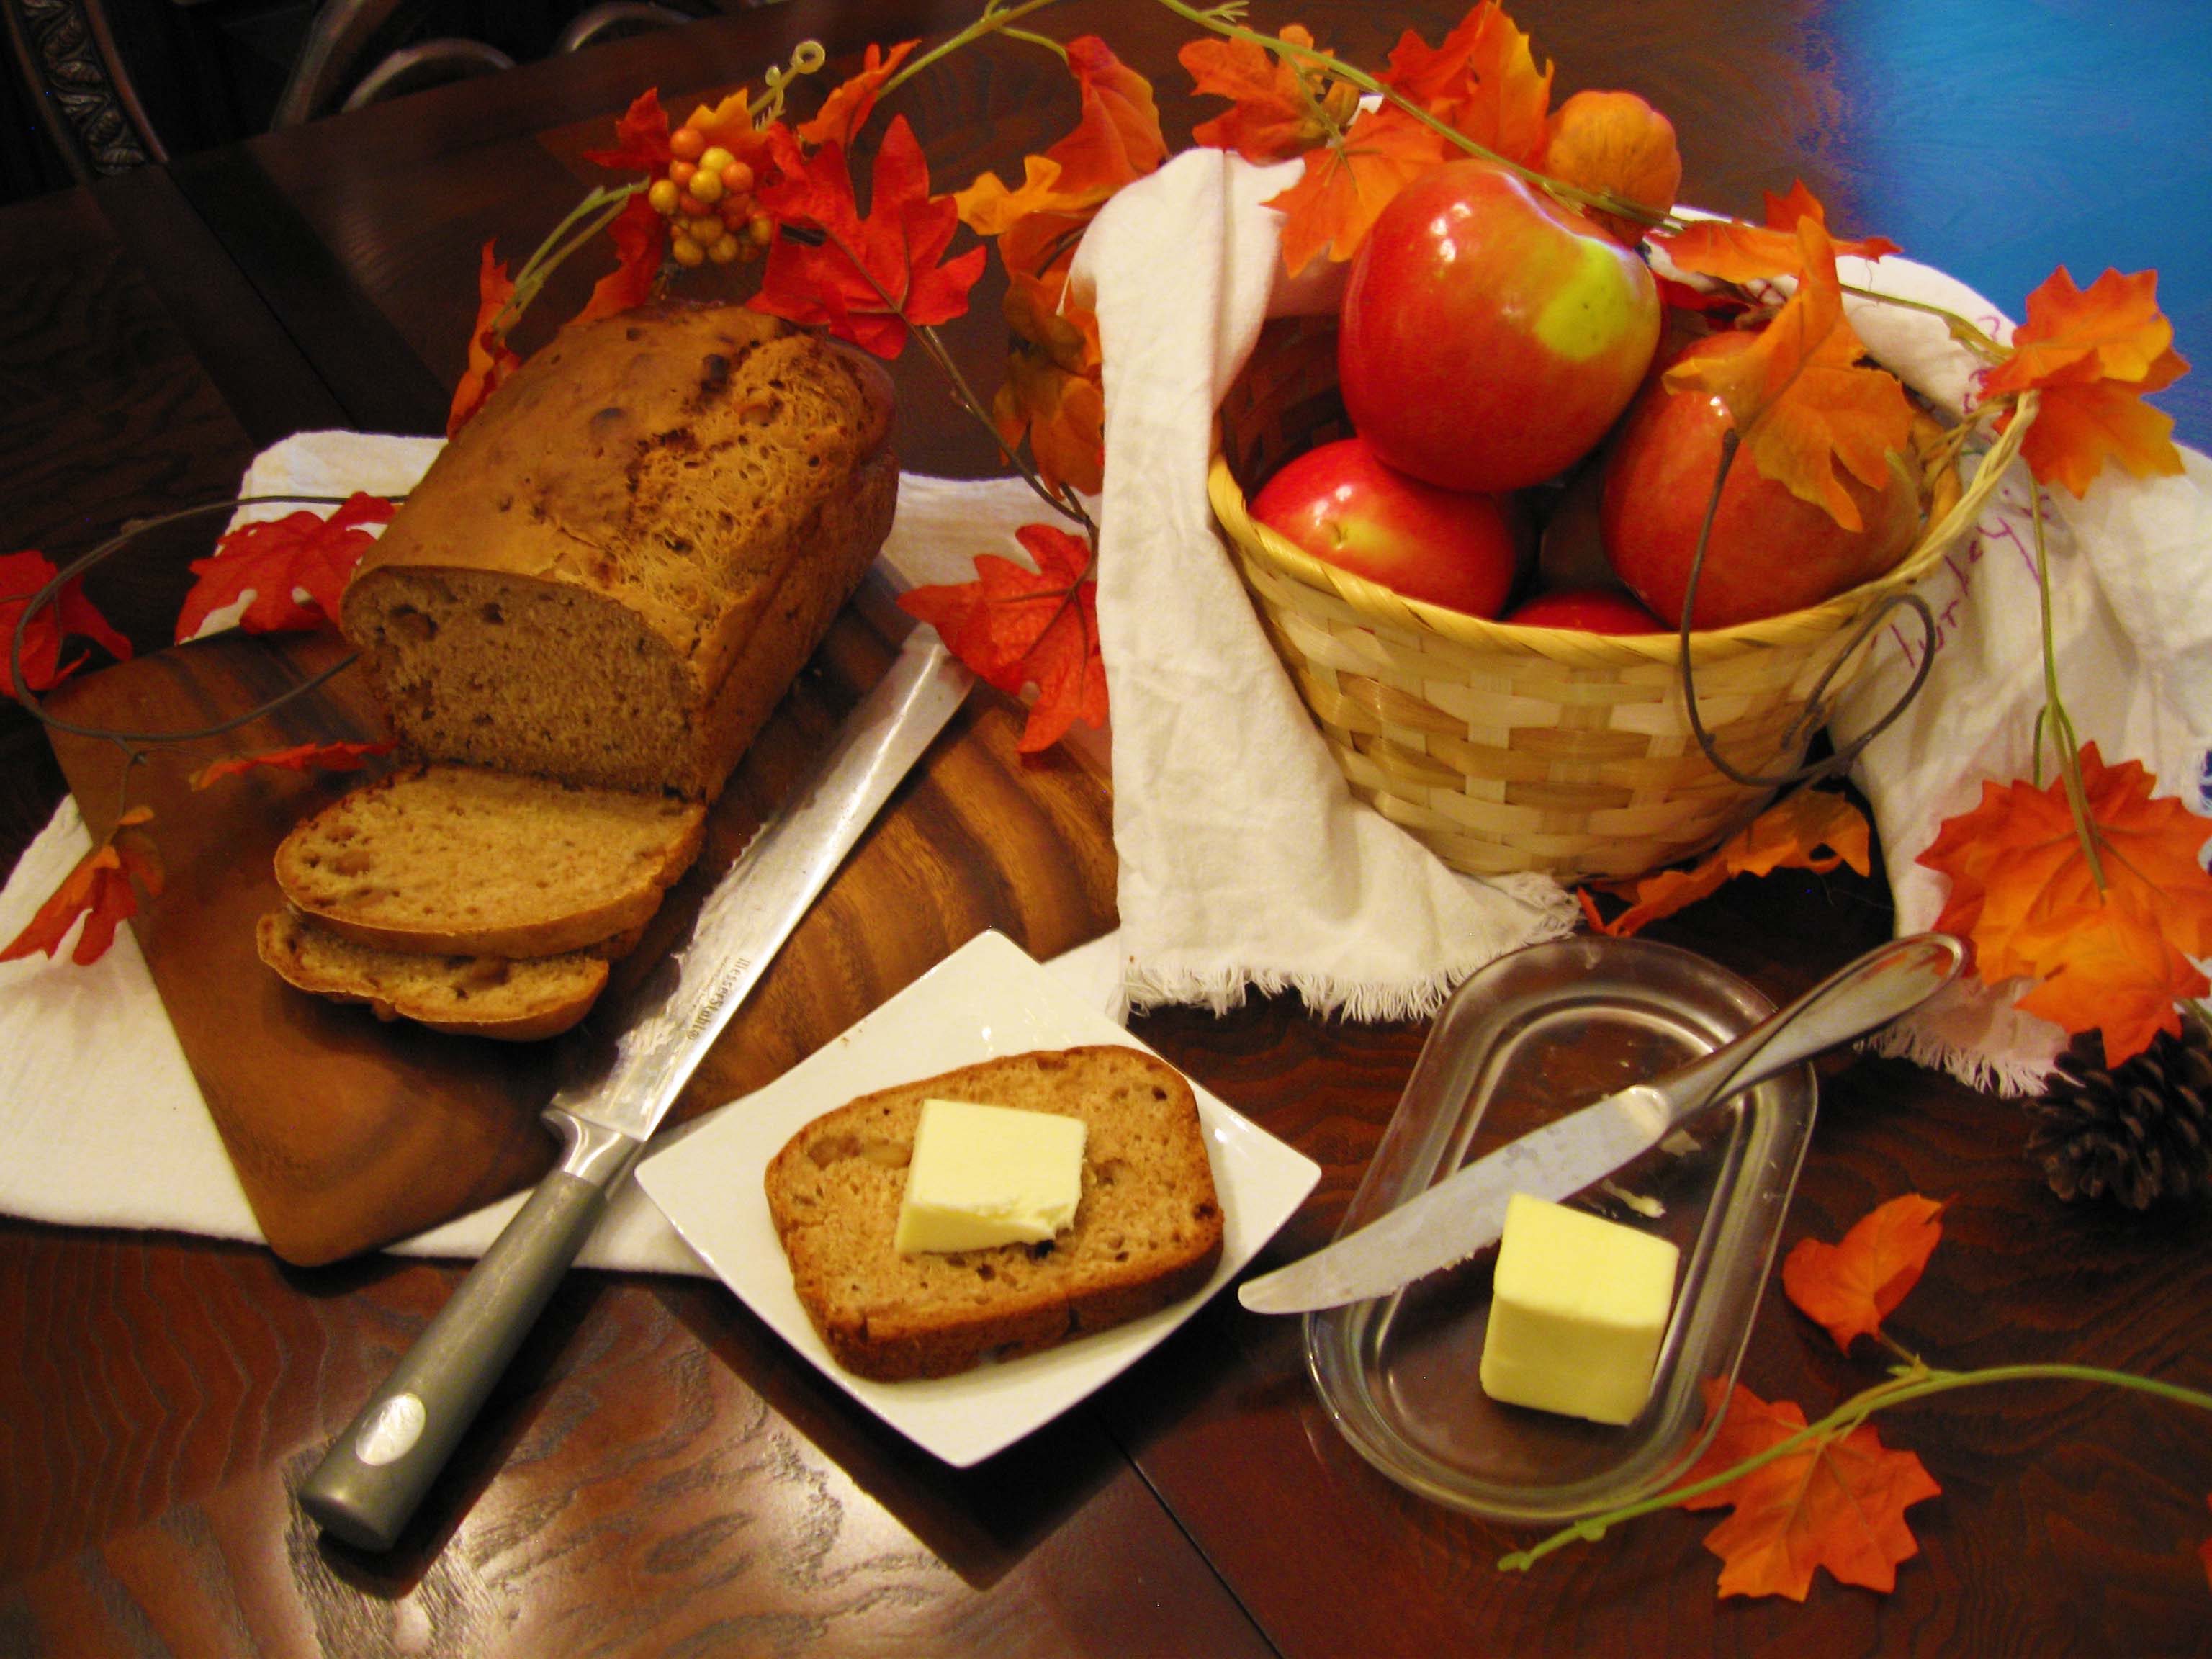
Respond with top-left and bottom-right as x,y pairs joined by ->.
1070,150 -> 1580,1021
1825,261 -> 2212,1091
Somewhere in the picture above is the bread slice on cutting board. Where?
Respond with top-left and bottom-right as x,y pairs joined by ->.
273,763 -> 705,958
256,907 -> 613,1041
764,1046 -> 1226,1382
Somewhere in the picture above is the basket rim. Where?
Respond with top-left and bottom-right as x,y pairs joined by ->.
1210,389 -> 2036,665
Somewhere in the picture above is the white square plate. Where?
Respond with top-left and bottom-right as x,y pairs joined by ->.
635,930 -> 1320,1466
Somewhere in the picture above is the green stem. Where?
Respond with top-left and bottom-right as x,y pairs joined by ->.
1838,282 -> 2008,359
2026,481 -> 2107,891
495,183 -> 645,336
878,0 -> 1071,104
1498,1362 -> 2212,1575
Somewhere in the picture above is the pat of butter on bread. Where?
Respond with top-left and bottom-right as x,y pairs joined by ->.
895,1098 -> 1088,1254
1478,1192 -> 1680,1426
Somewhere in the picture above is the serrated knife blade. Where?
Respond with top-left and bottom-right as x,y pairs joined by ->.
1236,933 -> 1963,1316
299,629 -> 971,1550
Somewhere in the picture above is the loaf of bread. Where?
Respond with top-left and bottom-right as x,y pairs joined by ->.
341,301 -> 899,801
764,1047 -> 1225,1382
273,763 -> 704,958
257,907 -> 611,1041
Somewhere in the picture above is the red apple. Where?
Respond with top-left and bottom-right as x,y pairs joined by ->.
1251,436 -> 1524,616
1600,331 -> 1923,629
1504,588 -> 1665,633
1338,160 -> 1663,493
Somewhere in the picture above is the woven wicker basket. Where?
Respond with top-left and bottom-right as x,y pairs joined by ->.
1209,315 -> 2028,882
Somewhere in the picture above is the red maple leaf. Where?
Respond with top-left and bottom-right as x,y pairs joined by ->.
1676,1380 -> 1943,1600
1656,181 -> 1901,287
1580,788 -> 1871,938
896,523 -> 1106,753
189,738 -> 395,791
581,87 -> 675,173
570,191 -> 669,328
174,493 -> 397,643
446,241 -> 523,437
1,549 -> 132,700
750,114 -> 986,359
1,805 -> 162,967
1781,1194 -> 1946,1352
797,40 -> 918,151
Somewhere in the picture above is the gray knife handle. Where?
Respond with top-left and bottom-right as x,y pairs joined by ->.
1646,932 -> 1965,1130
297,1133 -> 615,1551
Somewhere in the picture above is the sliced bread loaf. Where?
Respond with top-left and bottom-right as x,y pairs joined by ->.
764,1046 -> 1225,1382
341,302 -> 899,801
274,763 -> 705,958
256,908 -> 608,1041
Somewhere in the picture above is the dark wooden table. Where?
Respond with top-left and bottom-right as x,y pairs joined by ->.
6,3 -> 2210,1654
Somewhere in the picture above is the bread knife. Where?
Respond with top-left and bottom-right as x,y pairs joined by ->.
299,629 -> 971,1551
1236,932 -> 1964,1316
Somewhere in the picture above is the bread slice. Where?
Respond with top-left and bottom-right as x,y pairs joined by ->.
764,1046 -> 1225,1382
274,763 -> 706,958
256,908 -> 608,1041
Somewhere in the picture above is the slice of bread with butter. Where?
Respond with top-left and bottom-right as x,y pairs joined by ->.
763,1046 -> 1224,1382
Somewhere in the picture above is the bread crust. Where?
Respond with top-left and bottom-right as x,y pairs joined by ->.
765,1047 -> 1226,1382
341,302 -> 898,800
256,908 -> 608,1041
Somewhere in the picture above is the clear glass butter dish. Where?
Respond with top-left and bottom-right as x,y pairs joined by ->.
1305,935 -> 1817,1524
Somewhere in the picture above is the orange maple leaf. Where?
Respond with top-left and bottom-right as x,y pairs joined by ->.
897,523 -> 1106,753
174,493 -> 397,642
1676,1380 -> 1943,1601
1182,25 -> 1355,164
1979,266 -> 2190,498
994,272 -> 1106,497
1380,1 -> 1552,168
1917,743 -> 2212,1065
1662,217 -> 1915,530
189,739 -> 395,791
1267,102 -> 1447,276
1581,788 -> 1871,938
447,242 -> 523,438
1781,1194 -> 1945,1352
798,40 -> 917,150
1655,180 -> 1900,287
956,37 -> 1166,240
1,806 -> 162,967
2,549 -> 132,700
1541,89 -> 1680,246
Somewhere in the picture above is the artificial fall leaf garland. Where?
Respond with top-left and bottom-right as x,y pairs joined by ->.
1501,1193 -> 2212,1602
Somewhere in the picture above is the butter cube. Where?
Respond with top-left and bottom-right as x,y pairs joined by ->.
894,1098 -> 1088,1255
1478,1192 -> 1680,1426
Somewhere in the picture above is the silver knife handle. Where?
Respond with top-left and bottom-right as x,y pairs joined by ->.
297,1110 -> 626,1552
1645,932 -> 1965,1131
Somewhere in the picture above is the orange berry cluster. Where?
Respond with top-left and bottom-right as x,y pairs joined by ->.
649,122 -> 775,268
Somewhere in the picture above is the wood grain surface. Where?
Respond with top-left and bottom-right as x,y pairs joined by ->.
6,1 -> 2212,1654
43,591 -> 1117,1265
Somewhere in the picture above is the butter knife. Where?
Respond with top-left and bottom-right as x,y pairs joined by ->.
299,629 -> 971,1551
1237,932 -> 1964,1316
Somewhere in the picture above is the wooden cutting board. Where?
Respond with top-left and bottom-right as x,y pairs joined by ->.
43,594 -> 1118,1266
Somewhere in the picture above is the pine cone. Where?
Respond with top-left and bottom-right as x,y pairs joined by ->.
2028,1024 -> 2212,1210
